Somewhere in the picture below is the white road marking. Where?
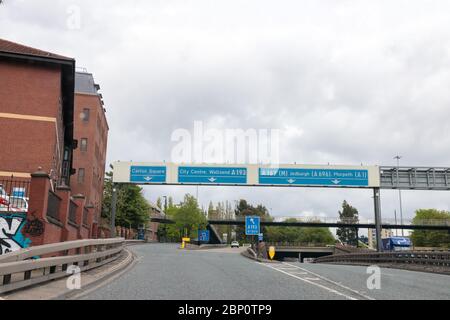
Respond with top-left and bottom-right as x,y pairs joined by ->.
259,263 -> 358,300
282,262 -> 376,300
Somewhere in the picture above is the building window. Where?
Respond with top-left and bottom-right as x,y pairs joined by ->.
80,138 -> 88,152
82,108 -> 90,122
78,168 -> 85,184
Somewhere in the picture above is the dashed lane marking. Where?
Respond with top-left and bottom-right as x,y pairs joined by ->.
260,263 -> 358,300
282,262 -> 376,300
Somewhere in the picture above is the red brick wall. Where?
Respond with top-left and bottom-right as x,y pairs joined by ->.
71,93 -> 108,226
0,61 -> 63,178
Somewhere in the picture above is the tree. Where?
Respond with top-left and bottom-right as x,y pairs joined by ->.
164,194 -> 207,241
102,170 -> 150,229
336,201 -> 359,246
266,219 -> 335,245
156,197 -> 163,210
411,209 -> 450,248
234,200 -> 271,242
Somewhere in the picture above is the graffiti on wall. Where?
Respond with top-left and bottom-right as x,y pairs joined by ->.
0,213 -> 32,255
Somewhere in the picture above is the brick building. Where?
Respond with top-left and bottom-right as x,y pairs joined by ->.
0,38 -> 76,185
71,71 -> 109,235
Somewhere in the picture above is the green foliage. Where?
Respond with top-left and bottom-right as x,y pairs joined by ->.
266,219 -> 335,245
336,201 -> 359,246
164,194 -> 208,241
411,209 -> 450,248
102,170 -> 150,229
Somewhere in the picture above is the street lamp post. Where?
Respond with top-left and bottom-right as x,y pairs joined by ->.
162,196 -> 168,243
394,156 -> 405,237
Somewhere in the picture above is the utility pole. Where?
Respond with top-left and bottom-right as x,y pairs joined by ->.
373,188 -> 383,252
111,184 -> 118,238
394,155 -> 405,236
394,209 -> 398,237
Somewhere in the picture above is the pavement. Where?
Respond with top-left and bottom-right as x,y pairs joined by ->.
1,248 -> 135,300
82,244 -> 450,300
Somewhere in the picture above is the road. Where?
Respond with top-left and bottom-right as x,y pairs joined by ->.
82,244 -> 450,300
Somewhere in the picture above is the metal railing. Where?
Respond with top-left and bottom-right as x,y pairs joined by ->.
0,178 -> 30,212
47,191 -> 61,221
208,216 -> 450,227
314,251 -> 450,268
0,238 -> 125,294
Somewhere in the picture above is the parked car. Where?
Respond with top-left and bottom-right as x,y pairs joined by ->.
8,196 -> 29,213
0,196 -> 28,213
231,241 -> 240,248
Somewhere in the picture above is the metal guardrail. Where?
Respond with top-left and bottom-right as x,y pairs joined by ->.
0,238 -> 125,294
314,251 -> 450,268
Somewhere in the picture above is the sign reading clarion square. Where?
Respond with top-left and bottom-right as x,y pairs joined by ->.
113,162 -> 380,188
130,166 -> 167,184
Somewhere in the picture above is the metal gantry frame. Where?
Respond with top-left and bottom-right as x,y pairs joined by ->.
110,165 -> 450,252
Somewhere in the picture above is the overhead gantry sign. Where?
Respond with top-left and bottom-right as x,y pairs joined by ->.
112,162 -> 381,189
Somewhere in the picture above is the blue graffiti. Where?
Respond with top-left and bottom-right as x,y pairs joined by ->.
0,213 -> 32,255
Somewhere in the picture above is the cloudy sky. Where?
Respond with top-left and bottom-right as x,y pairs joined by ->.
1,0 -> 450,224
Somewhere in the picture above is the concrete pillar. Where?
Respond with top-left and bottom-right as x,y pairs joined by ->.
373,188 -> 383,252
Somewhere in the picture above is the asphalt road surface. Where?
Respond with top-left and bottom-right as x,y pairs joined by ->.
83,244 -> 450,300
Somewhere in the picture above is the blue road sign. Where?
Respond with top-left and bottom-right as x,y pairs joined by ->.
259,168 -> 369,187
198,230 -> 210,242
178,167 -> 247,184
245,216 -> 261,236
258,233 -> 264,242
130,166 -> 167,184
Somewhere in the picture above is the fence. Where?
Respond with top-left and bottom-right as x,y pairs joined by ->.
0,178 -> 31,212
314,251 -> 450,268
0,238 -> 125,294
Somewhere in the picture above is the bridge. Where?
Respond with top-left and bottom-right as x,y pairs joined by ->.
151,216 -> 450,231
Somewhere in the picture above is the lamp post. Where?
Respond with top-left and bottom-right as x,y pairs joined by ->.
394,156 -> 405,237
162,196 -> 168,242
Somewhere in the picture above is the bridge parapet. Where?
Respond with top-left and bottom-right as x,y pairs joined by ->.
0,238 -> 125,294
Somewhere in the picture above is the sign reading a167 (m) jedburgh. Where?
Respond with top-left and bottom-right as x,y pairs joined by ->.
112,162 -> 380,188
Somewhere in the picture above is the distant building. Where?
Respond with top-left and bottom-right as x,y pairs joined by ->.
71,71 -> 109,236
368,229 -> 394,249
0,38 -> 76,185
146,203 -> 163,242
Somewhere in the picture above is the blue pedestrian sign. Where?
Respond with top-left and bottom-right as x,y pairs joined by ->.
130,166 -> 167,184
198,230 -> 210,243
259,168 -> 369,187
178,167 -> 247,185
245,216 -> 261,236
